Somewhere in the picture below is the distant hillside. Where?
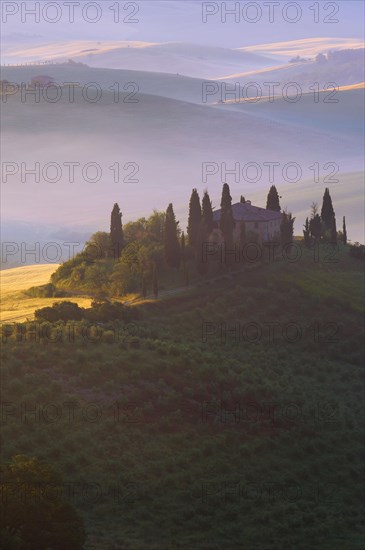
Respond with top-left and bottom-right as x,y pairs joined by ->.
0,64 -> 216,104
239,37 -> 365,59
216,47 -> 365,88
2,41 -> 275,79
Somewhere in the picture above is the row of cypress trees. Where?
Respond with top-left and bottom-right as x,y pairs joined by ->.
303,188 -> 347,245
110,183 -> 346,274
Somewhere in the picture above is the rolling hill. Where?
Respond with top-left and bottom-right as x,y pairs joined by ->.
2,41 -> 275,79
214,48 -> 364,91
1,248 -> 364,549
0,63 -> 217,105
1,65 -> 364,258
213,86 -> 365,138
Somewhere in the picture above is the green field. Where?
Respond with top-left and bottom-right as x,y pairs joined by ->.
1,246 -> 364,549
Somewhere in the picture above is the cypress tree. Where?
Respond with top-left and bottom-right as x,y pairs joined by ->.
220,184 -> 234,242
280,211 -> 295,248
342,216 -> 347,245
164,203 -> 181,269
330,216 -> 337,244
310,214 -> 322,240
181,231 -> 186,267
321,188 -> 335,230
187,189 -> 202,247
110,203 -> 124,259
266,185 -> 281,211
181,231 -> 188,286
310,202 -> 319,218
240,195 -> 246,203
196,221 -> 209,276
202,190 -> 214,233
303,217 -> 311,247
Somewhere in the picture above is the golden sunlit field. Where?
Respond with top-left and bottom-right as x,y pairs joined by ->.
0,264 -> 92,323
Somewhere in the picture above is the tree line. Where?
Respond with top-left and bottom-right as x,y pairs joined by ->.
51,183 -> 355,299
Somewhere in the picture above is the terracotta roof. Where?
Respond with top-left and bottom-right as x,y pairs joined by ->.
31,75 -> 54,81
213,202 -> 282,223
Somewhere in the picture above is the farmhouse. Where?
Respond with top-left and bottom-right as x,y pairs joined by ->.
211,200 -> 281,244
29,75 -> 55,88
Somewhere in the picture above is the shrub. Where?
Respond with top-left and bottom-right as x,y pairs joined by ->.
0,455 -> 86,549
86,301 -> 137,322
35,302 -> 85,322
103,330 -> 116,343
349,243 -> 364,260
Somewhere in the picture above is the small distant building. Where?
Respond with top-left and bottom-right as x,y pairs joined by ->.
0,79 -> 10,93
29,75 -> 55,88
211,200 -> 282,244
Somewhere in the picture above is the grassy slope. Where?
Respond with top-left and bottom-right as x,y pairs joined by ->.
1,249 -> 364,549
215,56 -> 365,90
0,64 -> 216,105
214,88 -> 365,138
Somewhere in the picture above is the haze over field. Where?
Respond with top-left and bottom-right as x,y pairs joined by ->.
1,65 -> 364,256
1,1 -> 364,266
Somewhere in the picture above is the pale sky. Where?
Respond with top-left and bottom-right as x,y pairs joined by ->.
1,0 -> 364,57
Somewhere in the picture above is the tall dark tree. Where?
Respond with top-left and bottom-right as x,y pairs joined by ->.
181,231 -> 186,268
342,216 -> 347,245
196,221 -> 209,276
266,185 -> 281,212
219,184 -> 235,268
280,210 -> 295,248
164,203 -> 181,269
240,195 -> 246,203
187,188 -> 202,247
330,216 -> 337,244
220,183 -> 234,242
202,190 -> 214,233
310,202 -> 319,218
310,214 -> 322,240
110,203 -> 124,259
181,231 -> 187,282
303,217 -> 311,247
321,187 -> 335,230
